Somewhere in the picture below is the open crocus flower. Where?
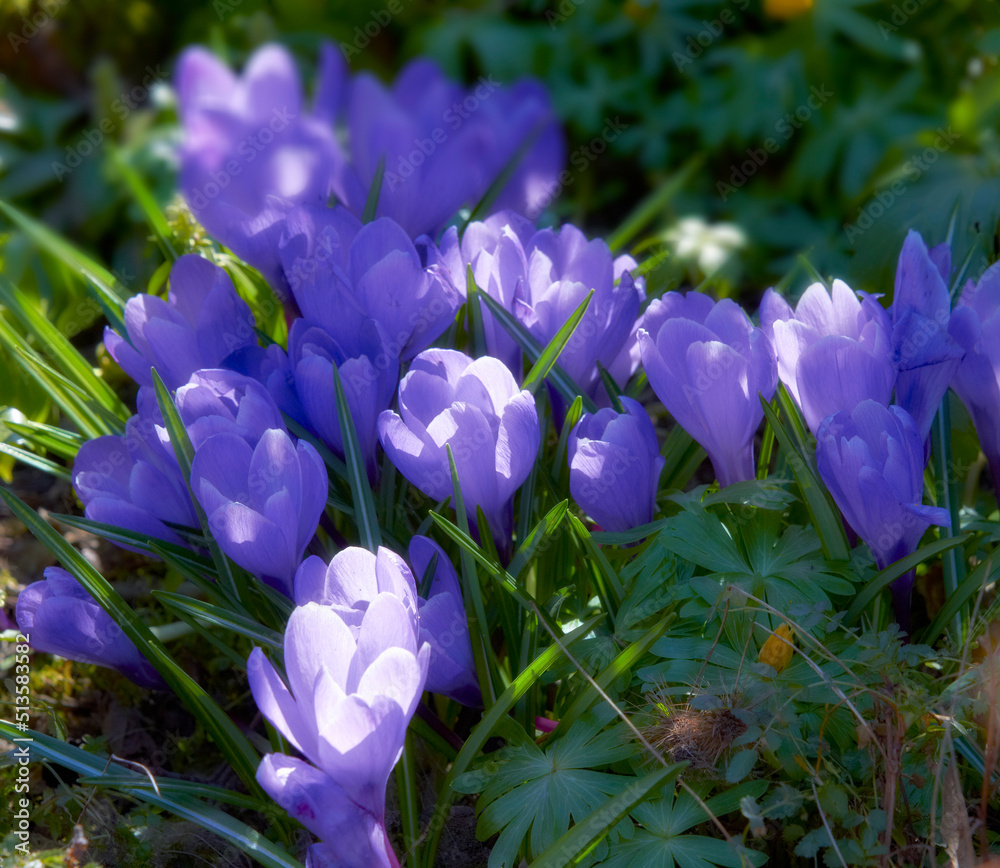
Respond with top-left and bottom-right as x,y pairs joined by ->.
890,231 -> 964,443
295,542 -> 479,706
638,292 -> 777,488
317,49 -> 564,237
441,214 -> 644,408
16,567 -> 165,689
190,429 -> 327,595
949,260 -> 1000,488
760,279 -> 895,433
377,349 -> 540,555
176,45 -> 338,295
568,396 -> 664,533
816,400 -> 948,628
279,207 -> 461,361
104,255 -> 257,390
248,598 -> 430,868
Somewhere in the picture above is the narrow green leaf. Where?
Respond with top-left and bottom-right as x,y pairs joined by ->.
847,535 -> 969,625
521,289 -> 593,397
463,124 -> 541,229
552,396 -> 584,478
567,513 -> 624,612
509,501 -> 569,581
659,424 -> 706,492
466,265 -> 487,359
931,393 -> 966,637
529,762 -> 686,868
362,155 -> 386,223
759,393 -> 850,561
595,361 -> 626,412
283,413 -> 348,481
0,442 -> 71,480
0,723 -> 298,868
558,611 -> 675,734
395,732 -> 422,865
110,146 -> 178,261
3,418 -> 85,459
76,773 -> 266,811
920,554 -> 1000,646
154,591 -> 284,650
333,366 -> 381,551
0,488 -> 263,795
421,616 -> 603,868
478,290 -> 598,413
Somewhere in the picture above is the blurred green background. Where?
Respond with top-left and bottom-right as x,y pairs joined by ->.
1,0 -> 999,347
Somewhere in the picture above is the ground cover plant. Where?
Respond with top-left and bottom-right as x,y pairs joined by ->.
3,3 -> 1000,867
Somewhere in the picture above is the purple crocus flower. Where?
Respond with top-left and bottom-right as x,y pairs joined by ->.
104,255 -> 257,390
950,260 -> 1000,487
16,567 -> 165,689
73,396 -> 198,550
284,318 -> 397,478
638,293 -> 777,488
176,45 -> 337,294
890,231 -> 964,443
377,349 -> 540,554
190,429 -> 327,595
295,543 -> 479,706
319,51 -> 564,237
760,279 -> 895,433
248,598 -> 430,867
440,214 -> 643,408
279,207 -> 461,361
568,396 -> 664,533
409,536 -> 480,706
816,400 -> 948,627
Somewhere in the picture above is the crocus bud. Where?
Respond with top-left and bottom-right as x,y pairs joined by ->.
890,231 -> 964,443
104,255 -> 257,390
16,567 -> 165,689
377,349 -> 540,554
191,429 -> 328,595
816,400 -> 948,626
760,279 -> 895,433
949,260 -> 1000,489
638,293 -> 777,488
568,396 -> 664,532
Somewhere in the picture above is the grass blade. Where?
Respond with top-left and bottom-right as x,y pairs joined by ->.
154,591 -> 284,650
362,155 -> 386,223
110,146 -> 178,261
521,290 -> 593,397
333,366 -> 381,551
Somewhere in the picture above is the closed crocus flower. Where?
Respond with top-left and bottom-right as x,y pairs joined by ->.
16,567 -> 165,689
760,279 -> 895,433
949,261 -> 1000,488
638,293 -> 777,488
279,208 -> 461,361
191,429 -> 328,595
441,214 -> 644,405
248,600 -> 430,868
568,396 -> 664,533
409,536 -> 480,706
173,369 -> 287,451
816,401 -> 948,626
377,349 -> 540,554
73,398 -> 198,550
890,231 -> 964,443
176,45 -> 337,295
104,255 -> 257,390
285,318 -> 398,479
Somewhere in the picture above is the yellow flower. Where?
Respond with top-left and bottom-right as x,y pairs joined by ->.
764,0 -> 813,19
758,624 -> 795,674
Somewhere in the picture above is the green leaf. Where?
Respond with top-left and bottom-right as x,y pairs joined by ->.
509,501 -> 569,581
463,123 -> 541,228
362,155 -> 386,223
920,553 -> 1000,646
521,289 -> 593,397
154,591 -> 284,650
110,146 -> 178,261
0,442 -> 71,480
333,365 -> 381,551
478,290 -> 598,413
0,488 -> 264,796
466,265 -> 488,359
0,722 -> 300,868
529,762 -> 687,868
421,615 -> 603,868
725,749 -> 758,783
3,417 -> 85,459
760,392 -> 850,561
846,534 -> 969,625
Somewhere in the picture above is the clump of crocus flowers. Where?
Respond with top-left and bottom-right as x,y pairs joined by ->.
17,39 -> 998,868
